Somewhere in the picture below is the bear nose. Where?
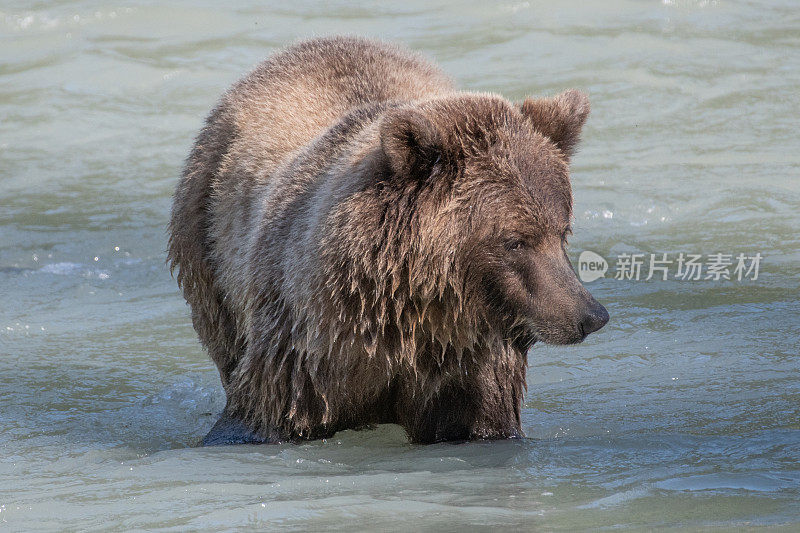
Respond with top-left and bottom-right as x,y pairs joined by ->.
579,301 -> 609,338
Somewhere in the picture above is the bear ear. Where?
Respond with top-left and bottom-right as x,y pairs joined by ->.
379,108 -> 442,178
520,89 -> 590,159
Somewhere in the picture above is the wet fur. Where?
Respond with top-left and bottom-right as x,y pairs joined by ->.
169,36 -> 588,444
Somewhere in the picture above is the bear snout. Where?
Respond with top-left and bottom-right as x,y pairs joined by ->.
578,299 -> 609,339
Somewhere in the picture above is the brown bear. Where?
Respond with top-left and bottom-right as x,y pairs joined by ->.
168,36 -> 608,446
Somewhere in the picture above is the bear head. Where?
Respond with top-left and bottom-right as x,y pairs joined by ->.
377,90 -> 608,351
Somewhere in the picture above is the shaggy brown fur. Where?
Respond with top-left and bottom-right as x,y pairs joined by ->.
168,36 -> 608,445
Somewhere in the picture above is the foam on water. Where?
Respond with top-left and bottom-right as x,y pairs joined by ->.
37,261 -> 109,279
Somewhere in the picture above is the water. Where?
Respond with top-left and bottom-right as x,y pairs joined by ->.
2,0 -> 799,529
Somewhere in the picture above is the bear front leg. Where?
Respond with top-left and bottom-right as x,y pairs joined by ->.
397,360 -> 526,443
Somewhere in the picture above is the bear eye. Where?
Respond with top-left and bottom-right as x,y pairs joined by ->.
504,238 -> 527,252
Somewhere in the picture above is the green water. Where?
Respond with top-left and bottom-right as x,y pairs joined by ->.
2,0 -> 799,530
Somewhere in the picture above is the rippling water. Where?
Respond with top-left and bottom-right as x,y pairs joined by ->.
2,0 -> 799,530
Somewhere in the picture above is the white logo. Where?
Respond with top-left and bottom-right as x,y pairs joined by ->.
578,250 -> 608,282
576,251 -> 761,282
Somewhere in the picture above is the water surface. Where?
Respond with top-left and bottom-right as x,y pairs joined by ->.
2,0 -> 799,530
